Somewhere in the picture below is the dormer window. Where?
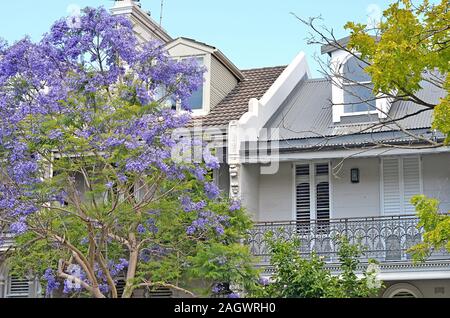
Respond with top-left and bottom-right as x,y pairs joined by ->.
342,56 -> 376,114
155,56 -> 205,113
327,46 -> 392,123
165,37 -> 244,117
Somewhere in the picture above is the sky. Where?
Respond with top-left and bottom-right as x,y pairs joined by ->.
0,0 -> 397,77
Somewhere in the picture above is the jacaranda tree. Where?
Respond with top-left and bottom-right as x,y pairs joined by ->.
0,7 -> 257,298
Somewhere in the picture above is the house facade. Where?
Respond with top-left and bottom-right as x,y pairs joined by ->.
226,41 -> 450,298
1,0 -> 449,298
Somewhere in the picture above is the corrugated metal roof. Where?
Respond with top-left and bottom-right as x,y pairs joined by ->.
266,77 -> 446,143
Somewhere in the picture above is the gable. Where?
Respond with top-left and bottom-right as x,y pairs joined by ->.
166,40 -> 214,57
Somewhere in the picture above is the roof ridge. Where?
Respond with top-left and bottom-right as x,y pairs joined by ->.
241,65 -> 287,72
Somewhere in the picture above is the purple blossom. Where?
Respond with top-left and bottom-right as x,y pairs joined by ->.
204,182 -> 220,200
110,258 -> 129,277
146,218 -> 159,234
117,174 -> 128,183
105,181 -> 114,189
10,221 -> 27,235
186,226 -> 196,236
215,226 -> 225,236
48,129 -> 63,140
43,269 -> 60,296
137,224 -> 146,235
203,149 -> 220,170
228,293 -> 240,298
259,277 -> 270,286
212,284 -> 224,294
186,211 -> 228,237
181,196 -> 207,213
229,200 -> 241,212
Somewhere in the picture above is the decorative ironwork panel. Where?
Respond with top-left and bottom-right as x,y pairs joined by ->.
247,215 -> 450,264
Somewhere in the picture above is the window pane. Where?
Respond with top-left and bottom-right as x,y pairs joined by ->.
154,85 -> 177,110
343,83 -> 376,113
187,57 -> 204,110
343,56 -> 371,83
188,84 -> 203,110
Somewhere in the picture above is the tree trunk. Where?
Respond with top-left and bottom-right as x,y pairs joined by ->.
122,248 -> 139,298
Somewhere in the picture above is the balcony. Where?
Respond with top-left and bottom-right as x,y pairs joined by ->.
247,215 -> 450,276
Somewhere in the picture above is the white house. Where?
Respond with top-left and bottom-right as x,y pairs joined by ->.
1,0 -> 448,298
226,40 -> 450,298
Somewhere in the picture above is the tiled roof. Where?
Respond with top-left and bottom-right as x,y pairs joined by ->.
192,66 -> 286,127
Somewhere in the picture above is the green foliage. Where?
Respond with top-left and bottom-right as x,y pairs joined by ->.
131,197 -> 258,296
433,78 -> 450,144
344,0 -> 450,143
409,195 -> 450,261
251,233 -> 382,298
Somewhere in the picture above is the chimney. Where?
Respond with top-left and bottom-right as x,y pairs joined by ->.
110,0 -> 172,44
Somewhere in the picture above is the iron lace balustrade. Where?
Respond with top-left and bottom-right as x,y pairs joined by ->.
247,215 -> 450,265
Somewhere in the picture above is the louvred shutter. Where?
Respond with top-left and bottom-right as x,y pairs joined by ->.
402,157 -> 421,214
296,165 -> 310,223
383,158 -> 401,215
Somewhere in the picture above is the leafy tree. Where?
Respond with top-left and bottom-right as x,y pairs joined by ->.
343,0 -> 450,265
0,7 -> 256,298
409,195 -> 450,261
296,0 -> 449,260
295,0 -> 448,148
344,0 -> 449,144
252,234 -> 382,298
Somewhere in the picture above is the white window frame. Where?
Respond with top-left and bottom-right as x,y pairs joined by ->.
171,54 -> 209,117
331,51 -> 391,122
340,55 -> 378,116
292,161 -> 333,221
380,156 -> 423,216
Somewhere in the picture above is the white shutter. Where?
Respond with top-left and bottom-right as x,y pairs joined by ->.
315,164 -> 330,221
382,158 -> 401,215
6,276 -> 30,298
403,157 -> 421,214
296,165 -> 310,222
382,157 -> 422,215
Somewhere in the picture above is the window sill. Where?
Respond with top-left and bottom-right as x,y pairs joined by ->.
341,110 -> 379,117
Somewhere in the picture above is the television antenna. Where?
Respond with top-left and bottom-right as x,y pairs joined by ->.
159,0 -> 164,26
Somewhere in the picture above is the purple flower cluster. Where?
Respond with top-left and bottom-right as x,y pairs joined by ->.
204,182 -> 220,200
62,264 -> 85,294
180,196 -> 207,213
203,148 -> 220,170
259,277 -> 270,286
10,221 -> 28,235
110,258 -> 129,277
137,218 -> 159,235
186,211 -> 229,236
43,269 -> 60,296
229,200 -> 241,212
